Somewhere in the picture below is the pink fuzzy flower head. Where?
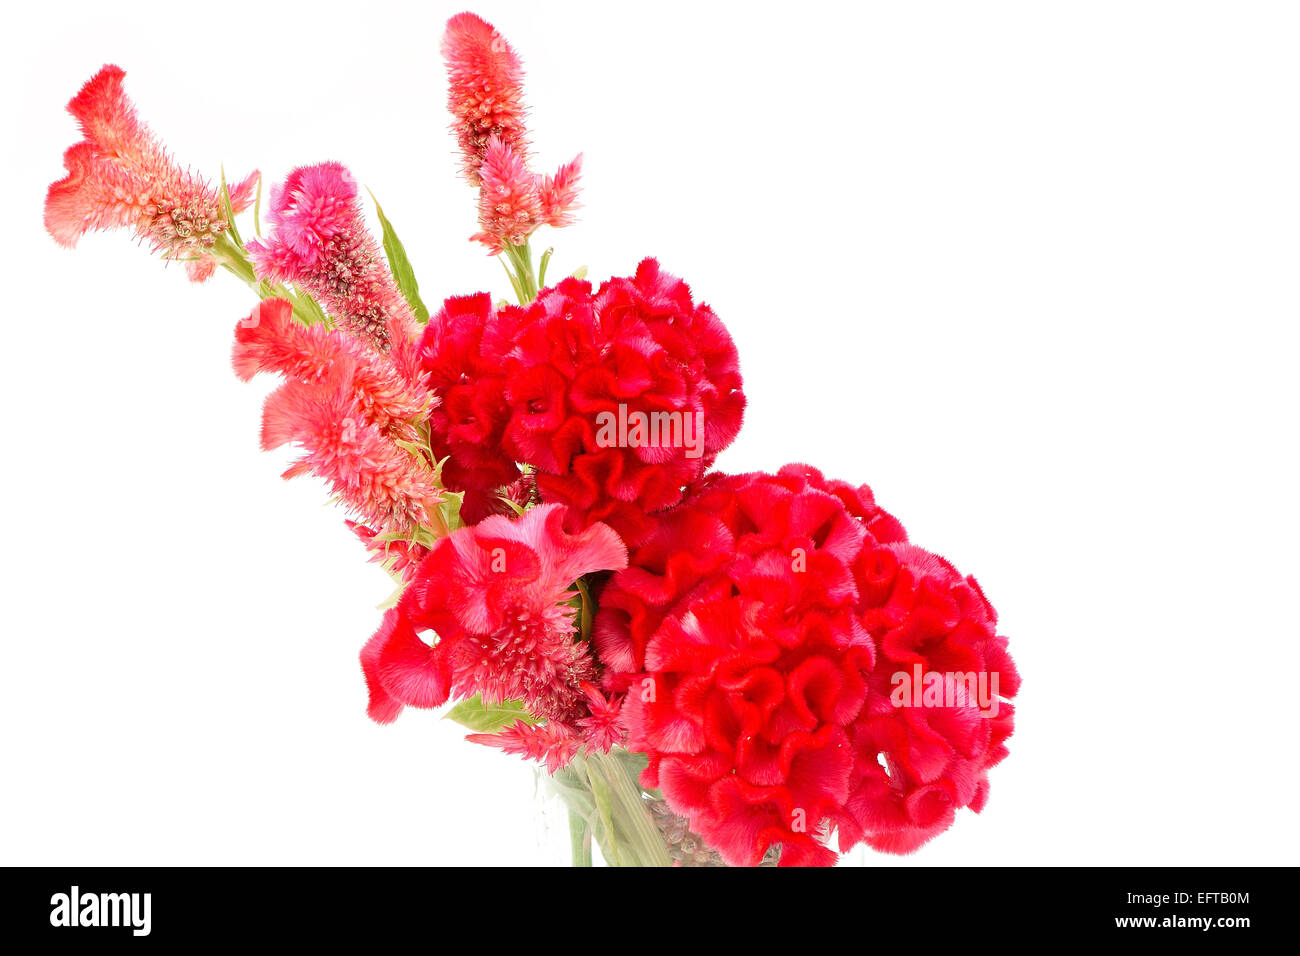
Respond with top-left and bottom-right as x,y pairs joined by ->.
235,299 -> 443,535
468,720 -> 580,775
442,12 -> 528,184
471,139 -> 584,253
360,503 -> 628,726
44,65 -> 258,281
232,296 -> 433,442
247,163 -> 417,355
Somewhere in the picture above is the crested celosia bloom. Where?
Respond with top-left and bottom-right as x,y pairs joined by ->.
234,298 -> 442,535
841,542 -> 1019,854
595,464 -> 1017,866
361,503 -> 627,726
419,259 -> 746,545
247,163 -> 419,356
442,13 -> 581,251
417,291 -> 525,523
44,64 -> 258,281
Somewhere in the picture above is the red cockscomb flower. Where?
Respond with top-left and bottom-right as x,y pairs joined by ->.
595,464 -> 1016,866
44,65 -> 258,281
360,503 -> 628,725
838,542 -> 1019,854
419,259 -> 746,545
417,291 -> 523,523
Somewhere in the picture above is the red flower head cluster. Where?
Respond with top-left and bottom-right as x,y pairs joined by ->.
595,464 -> 1017,866
248,163 -> 419,357
441,12 -> 581,251
361,503 -> 627,726
842,542 -> 1020,854
44,65 -> 258,281
46,15 -> 1022,868
419,259 -> 746,542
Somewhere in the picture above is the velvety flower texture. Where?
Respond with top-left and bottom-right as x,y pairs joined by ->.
418,259 -> 746,543
247,163 -> 419,357
441,13 -> 581,251
361,503 -> 627,726
44,65 -> 258,281
595,465 -> 1017,866
417,291 -> 525,524
233,298 -> 442,535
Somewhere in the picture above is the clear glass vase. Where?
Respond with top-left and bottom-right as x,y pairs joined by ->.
544,747 -> 763,866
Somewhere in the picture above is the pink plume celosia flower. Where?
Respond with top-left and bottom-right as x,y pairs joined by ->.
442,12 -> 528,184
346,521 -> 431,582
44,64 -> 258,282
235,300 -> 443,535
471,139 -> 585,252
360,503 -> 628,726
472,136 -> 541,251
232,297 -> 433,441
441,15 -> 582,251
259,377 -> 444,534
537,155 -> 583,228
470,683 -> 625,769
247,163 -> 418,355
468,720 -> 581,775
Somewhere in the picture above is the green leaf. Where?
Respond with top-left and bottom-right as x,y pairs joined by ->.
538,247 -> 554,289
368,189 -> 430,322
570,265 -> 588,281
442,695 -> 538,733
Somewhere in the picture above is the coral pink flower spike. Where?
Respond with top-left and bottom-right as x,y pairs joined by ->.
44,64 -> 258,281
441,13 -> 582,251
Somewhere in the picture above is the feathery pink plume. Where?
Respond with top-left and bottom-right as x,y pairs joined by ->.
44,65 -> 258,282
346,521 -> 431,582
260,379 -> 443,534
442,12 -> 528,184
538,155 -> 583,228
247,163 -> 417,355
233,298 -> 433,439
467,719 -> 580,774
575,683 -> 624,754
442,15 -> 583,252
471,136 -> 542,252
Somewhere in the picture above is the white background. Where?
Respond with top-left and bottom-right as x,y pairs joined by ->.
2,0 -> 1297,866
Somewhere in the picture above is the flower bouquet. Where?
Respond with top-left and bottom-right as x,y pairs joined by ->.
44,12 -> 1018,867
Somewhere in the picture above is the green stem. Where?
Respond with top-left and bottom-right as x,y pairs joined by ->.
501,239 -> 539,305
569,809 -> 593,867
210,232 -> 327,327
